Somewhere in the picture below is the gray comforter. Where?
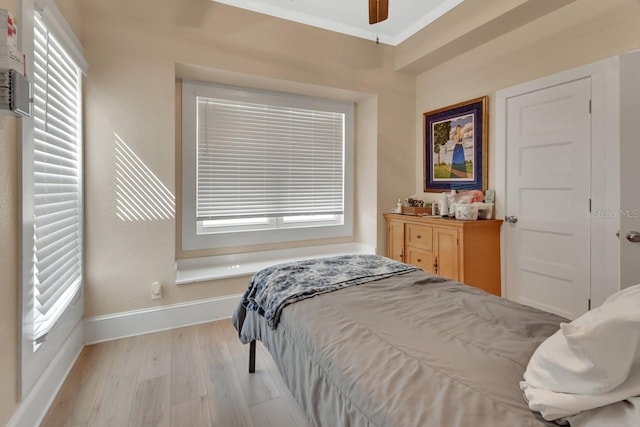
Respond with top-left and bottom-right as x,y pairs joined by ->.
234,269 -> 565,427
240,255 -> 418,329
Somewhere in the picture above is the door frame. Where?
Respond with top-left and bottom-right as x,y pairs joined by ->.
495,56 -> 621,307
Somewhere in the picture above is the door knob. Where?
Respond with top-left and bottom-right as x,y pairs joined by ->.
626,231 -> 640,243
505,215 -> 518,224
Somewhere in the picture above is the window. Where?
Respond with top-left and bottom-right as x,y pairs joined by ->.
20,0 -> 87,397
31,12 -> 83,345
181,81 -> 354,250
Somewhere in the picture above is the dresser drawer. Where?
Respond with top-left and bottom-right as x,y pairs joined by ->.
406,224 -> 433,251
406,247 -> 435,273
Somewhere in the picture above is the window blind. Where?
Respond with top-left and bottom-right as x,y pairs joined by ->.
196,97 -> 345,220
31,13 -> 82,342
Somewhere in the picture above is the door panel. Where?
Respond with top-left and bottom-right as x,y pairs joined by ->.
387,221 -> 405,262
434,228 -> 459,280
620,53 -> 640,289
505,78 -> 591,319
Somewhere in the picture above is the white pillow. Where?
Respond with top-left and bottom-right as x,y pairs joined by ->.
524,284 -> 640,395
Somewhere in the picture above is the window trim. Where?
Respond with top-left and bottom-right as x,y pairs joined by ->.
181,80 -> 354,251
19,0 -> 86,398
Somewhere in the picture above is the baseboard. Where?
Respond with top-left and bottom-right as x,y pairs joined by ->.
7,320 -> 84,427
84,293 -> 243,344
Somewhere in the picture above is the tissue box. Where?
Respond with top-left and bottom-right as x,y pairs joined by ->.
455,204 -> 479,221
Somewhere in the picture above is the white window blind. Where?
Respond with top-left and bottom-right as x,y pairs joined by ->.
196,97 -> 345,220
31,13 -> 82,342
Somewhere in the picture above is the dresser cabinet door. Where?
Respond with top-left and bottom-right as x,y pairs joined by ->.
434,227 -> 459,280
387,220 -> 405,262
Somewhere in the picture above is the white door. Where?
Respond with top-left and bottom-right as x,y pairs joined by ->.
620,53 -> 640,289
505,78 -> 591,319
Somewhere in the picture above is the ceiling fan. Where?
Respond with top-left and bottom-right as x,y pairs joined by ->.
369,0 -> 389,24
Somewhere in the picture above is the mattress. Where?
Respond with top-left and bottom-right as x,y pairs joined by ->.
234,269 -> 565,427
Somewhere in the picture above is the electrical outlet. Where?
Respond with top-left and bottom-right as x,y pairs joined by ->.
151,281 -> 162,300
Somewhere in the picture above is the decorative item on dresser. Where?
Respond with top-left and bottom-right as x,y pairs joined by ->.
384,213 -> 503,295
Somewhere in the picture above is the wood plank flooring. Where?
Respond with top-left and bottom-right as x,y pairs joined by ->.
41,319 -> 312,427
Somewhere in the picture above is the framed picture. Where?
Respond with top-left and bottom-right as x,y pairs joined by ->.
423,96 -> 488,192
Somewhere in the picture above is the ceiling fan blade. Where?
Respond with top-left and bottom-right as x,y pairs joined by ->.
369,0 -> 389,24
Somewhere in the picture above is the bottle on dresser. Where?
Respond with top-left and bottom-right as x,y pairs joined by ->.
438,193 -> 448,218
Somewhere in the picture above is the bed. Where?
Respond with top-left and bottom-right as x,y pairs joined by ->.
232,255 -> 640,427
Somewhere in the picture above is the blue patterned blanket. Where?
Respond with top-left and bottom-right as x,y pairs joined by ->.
239,254 -> 418,329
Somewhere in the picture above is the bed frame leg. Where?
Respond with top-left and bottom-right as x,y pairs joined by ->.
249,340 -> 256,373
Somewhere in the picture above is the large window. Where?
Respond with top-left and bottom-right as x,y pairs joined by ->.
181,81 -> 354,250
31,12 -> 82,346
20,0 -> 87,397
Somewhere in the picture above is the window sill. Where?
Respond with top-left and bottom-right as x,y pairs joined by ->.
175,242 -> 376,285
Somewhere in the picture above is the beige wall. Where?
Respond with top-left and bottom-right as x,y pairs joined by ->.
54,0 -> 82,38
414,0 -> 640,201
354,96 -> 379,247
82,0 -> 416,317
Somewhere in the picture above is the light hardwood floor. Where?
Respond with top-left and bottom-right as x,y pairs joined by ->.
41,319 -> 312,427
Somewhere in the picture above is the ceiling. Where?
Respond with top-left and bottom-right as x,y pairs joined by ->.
212,0 -> 465,46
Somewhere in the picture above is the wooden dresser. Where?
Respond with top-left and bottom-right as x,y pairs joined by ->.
383,213 -> 503,295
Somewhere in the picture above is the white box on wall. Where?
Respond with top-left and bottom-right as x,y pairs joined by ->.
0,46 -> 25,75
0,9 -> 24,75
